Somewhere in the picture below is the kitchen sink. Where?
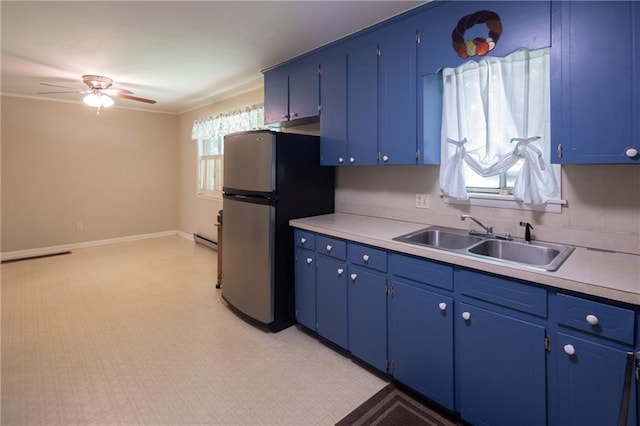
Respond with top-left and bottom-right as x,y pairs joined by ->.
466,239 -> 574,271
393,225 -> 574,272
395,227 -> 484,250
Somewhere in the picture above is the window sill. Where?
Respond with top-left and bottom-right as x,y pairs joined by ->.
196,193 -> 222,202
442,192 -> 566,213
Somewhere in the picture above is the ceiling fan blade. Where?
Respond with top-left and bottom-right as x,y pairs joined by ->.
115,93 -> 156,104
40,82 -> 82,90
37,90 -> 86,94
103,88 -> 134,96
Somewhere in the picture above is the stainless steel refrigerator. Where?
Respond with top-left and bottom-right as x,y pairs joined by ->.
221,130 -> 334,331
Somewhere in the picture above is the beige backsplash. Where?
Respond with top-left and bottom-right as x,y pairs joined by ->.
335,164 -> 640,256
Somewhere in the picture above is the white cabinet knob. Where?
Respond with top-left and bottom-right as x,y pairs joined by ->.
350,273 -> 358,281
462,311 -> 471,321
586,314 -> 599,325
349,157 -> 355,164
438,302 -> 447,311
625,147 -> 638,158
338,157 -> 344,164
382,155 -> 389,162
564,344 -> 576,355
306,257 -> 312,264
300,237 -> 307,244
337,268 -> 344,276
362,254 -> 370,262
326,245 -> 332,252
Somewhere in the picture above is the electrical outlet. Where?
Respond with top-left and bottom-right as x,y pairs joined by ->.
415,193 -> 429,209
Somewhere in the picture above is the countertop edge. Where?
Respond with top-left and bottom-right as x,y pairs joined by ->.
291,214 -> 640,306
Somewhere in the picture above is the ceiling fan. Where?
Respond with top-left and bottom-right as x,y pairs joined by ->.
38,75 -> 156,113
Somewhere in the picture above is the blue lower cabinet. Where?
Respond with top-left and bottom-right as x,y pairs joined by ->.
347,265 -> 387,372
388,280 -> 454,410
316,255 -> 348,349
294,247 -> 316,330
553,333 -> 637,426
456,302 -> 547,426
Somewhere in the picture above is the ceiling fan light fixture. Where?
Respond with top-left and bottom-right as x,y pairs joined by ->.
83,93 -> 114,108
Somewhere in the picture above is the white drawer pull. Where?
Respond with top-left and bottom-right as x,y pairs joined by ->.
300,237 -> 307,244
326,245 -> 332,252
462,311 -> 471,321
338,157 -> 344,164
350,273 -> 358,281
564,344 -> 576,355
306,258 -> 312,264
362,254 -> 370,262
337,268 -> 344,276
586,314 -> 599,325
438,302 -> 447,311
382,155 -> 389,162
349,157 -> 355,164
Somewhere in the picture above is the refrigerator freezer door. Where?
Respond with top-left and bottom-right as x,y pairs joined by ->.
221,196 -> 275,324
223,131 -> 275,193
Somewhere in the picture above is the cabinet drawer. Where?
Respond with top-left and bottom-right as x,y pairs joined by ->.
316,235 -> 347,260
349,243 -> 387,272
556,293 -> 635,345
458,269 -> 547,318
294,229 -> 315,250
389,253 -> 453,291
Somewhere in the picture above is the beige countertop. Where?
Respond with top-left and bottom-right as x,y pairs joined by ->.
290,213 -> 640,306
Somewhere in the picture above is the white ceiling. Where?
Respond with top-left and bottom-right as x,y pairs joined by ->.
1,1 -> 425,114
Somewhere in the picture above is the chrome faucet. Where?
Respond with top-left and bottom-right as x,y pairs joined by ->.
461,215 -> 512,240
461,215 -> 493,235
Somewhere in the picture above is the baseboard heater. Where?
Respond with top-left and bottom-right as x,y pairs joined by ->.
193,233 -> 218,250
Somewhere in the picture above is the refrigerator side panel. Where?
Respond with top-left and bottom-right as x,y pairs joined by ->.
221,196 -> 275,324
223,131 -> 275,193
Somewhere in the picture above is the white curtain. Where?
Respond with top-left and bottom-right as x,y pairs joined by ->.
191,104 -> 265,140
439,48 -> 558,204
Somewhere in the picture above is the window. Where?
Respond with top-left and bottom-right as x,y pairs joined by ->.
197,136 -> 224,199
191,104 -> 264,200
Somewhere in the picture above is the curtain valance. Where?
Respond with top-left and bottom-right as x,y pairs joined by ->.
191,104 -> 265,140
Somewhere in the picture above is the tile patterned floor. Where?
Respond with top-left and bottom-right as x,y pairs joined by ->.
1,236 -> 386,425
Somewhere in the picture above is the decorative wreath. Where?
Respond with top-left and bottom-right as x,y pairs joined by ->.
451,10 -> 502,59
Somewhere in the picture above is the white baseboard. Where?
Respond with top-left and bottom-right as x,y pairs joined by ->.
1,230 -> 181,262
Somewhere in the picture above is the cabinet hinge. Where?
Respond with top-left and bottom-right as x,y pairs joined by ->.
318,104 -> 322,114
386,359 -> 395,374
544,336 -> 551,352
318,65 -> 322,75
386,284 -> 394,296
557,144 -> 563,159
377,47 -> 381,57
416,33 -> 421,44
416,149 -> 420,160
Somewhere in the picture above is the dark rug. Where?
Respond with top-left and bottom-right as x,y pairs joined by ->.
336,383 -> 464,426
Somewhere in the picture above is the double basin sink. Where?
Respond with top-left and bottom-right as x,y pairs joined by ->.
393,226 -> 574,272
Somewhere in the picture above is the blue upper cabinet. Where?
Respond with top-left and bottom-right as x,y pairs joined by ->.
417,1 -> 552,164
319,54 -> 347,165
551,1 -> 640,164
264,62 -> 319,125
378,28 -> 418,165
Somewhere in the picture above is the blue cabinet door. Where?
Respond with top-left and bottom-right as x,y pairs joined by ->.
456,302 -> 546,426
320,54 -> 348,166
294,247 -> 316,331
347,265 -> 387,372
264,69 -> 289,124
316,255 -> 348,349
347,40 -> 378,166
553,333 -> 637,426
388,280 -> 454,410
552,1 -> 639,164
378,29 -> 417,165
288,63 -> 319,121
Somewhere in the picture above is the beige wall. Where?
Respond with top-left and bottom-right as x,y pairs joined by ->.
1,96 -> 178,252
335,164 -> 640,255
177,88 -> 263,242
